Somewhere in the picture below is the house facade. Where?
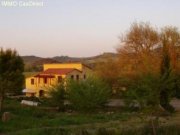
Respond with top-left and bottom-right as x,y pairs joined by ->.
24,63 -> 92,97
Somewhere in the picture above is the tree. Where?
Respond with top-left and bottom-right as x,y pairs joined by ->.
117,22 -> 160,76
117,23 -> 180,113
95,58 -> 120,93
67,76 -> 110,111
159,36 -> 175,113
124,74 -> 160,110
0,48 -> 24,112
160,27 -> 180,73
160,27 -> 180,100
47,82 -> 66,111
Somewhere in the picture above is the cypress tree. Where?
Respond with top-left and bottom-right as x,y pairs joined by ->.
159,36 -> 175,112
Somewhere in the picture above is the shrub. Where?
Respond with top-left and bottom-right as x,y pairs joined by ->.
47,83 -> 66,111
159,72 -> 175,113
124,74 -> 160,111
20,96 -> 40,102
173,74 -> 180,99
67,76 -> 111,111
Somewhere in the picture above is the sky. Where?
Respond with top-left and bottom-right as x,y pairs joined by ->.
0,0 -> 180,57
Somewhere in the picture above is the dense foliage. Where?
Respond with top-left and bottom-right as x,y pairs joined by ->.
47,83 -> 66,111
0,48 -> 24,112
159,36 -> 175,112
67,77 -> 111,111
124,74 -> 160,110
174,74 -> 180,98
95,22 -> 180,113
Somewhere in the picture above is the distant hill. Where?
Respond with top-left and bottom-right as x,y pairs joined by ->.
22,56 -> 42,65
31,58 -> 59,66
21,52 -> 118,71
52,56 -> 84,63
52,52 -> 117,62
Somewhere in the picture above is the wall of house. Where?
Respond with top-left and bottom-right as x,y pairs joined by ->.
44,63 -> 92,77
26,71 -> 83,97
82,66 -> 93,77
26,77 -> 37,91
43,63 -> 83,71
66,70 -> 83,80
44,63 -> 93,77
26,75 -> 66,97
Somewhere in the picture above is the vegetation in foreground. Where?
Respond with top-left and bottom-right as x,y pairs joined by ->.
8,124 -> 180,135
0,99 -> 130,134
1,99 -> 180,135
0,48 -> 24,112
67,77 -> 111,111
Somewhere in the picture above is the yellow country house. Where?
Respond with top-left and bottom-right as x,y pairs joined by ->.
23,63 -> 92,97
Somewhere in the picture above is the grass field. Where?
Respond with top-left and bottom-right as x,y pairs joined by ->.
0,99 -> 131,134
1,99 -> 180,135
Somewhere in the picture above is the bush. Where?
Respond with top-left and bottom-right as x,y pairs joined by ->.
173,74 -> 180,99
67,76 -> 111,111
19,96 -> 40,102
159,71 -> 175,113
47,83 -> 66,111
124,74 -> 160,111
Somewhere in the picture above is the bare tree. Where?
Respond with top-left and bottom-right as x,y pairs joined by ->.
117,22 -> 160,76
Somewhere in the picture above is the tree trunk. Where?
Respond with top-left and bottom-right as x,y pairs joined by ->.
151,119 -> 156,135
0,96 -> 3,112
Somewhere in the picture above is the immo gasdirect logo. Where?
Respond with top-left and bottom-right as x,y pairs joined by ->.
0,0 -> 44,7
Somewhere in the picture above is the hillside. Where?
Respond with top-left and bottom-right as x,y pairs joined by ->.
21,52 -> 118,71
22,56 -> 42,65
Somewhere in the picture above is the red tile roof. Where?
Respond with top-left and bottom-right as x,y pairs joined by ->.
35,68 -> 81,77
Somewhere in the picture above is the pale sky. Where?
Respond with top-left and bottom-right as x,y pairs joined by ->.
0,0 -> 180,57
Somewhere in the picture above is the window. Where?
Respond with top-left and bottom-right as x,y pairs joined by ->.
39,90 -> 45,97
84,74 -> 86,79
44,78 -> 47,84
58,76 -> 63,83
76,75 -> 79,81
31,79 -> 34,85
71,75 -> 74,80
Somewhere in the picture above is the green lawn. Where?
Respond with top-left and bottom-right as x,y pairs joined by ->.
1,99 -> 180,135
0,99 -> 130,134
